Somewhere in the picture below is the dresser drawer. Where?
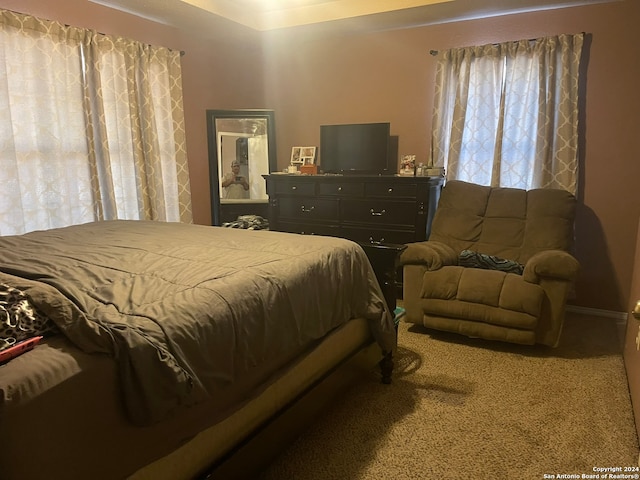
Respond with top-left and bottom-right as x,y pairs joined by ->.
341,226 -> 416,245
318,182 -> 364,196
341,199 -> 416,226
278,222 -> 340,237
365,182 -> 417,198
278,197 -> 338,221
274,180 -> 316,196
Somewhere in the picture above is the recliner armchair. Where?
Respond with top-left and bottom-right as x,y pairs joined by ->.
400,180 -> 579,347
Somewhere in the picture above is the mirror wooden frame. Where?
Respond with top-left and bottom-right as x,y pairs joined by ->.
206,109 -> 277,226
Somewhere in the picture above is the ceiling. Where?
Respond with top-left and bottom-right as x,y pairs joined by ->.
89,0 -> 620,32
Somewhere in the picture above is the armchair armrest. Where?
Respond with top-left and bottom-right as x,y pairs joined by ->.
399,241 -> 458,271
523,250 -> 580,283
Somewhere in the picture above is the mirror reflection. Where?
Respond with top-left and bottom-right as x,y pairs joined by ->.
206,110 -> 276,225
217,120 -> 268,200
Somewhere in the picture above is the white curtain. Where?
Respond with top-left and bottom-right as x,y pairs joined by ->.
431,34 -> 584,194
0,10 -> 192,235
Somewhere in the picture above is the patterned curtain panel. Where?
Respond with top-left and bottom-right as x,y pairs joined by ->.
82,35 -> 192,223
0,10 -> 192,235
0,12 -> 94,234
431,34 -> 584,194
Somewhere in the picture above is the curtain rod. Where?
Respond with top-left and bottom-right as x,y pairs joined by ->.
2,8 -> 186,56
429,32 -> 587,56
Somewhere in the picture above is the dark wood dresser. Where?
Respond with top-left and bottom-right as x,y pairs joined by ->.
263,174 -> 443,244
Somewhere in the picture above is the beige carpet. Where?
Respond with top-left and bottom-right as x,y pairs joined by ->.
257,312 -> 639,479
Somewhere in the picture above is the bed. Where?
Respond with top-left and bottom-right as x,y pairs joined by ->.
0,220 -> 395,480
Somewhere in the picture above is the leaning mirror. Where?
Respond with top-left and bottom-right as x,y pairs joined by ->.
206,109 -> 277,226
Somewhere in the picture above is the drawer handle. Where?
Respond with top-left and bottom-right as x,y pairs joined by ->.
369,236 -> 385,245
387,188 -> 393,193
370,209 -> 386,216
337,186 -> 342,192
301,206 -> 315,213
291,185 -> 297,190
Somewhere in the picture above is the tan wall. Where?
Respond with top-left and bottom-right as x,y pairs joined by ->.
1,1 -> 639,312
262,1 -> 640,313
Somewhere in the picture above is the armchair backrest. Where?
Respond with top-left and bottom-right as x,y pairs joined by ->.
429,180 -> 577,264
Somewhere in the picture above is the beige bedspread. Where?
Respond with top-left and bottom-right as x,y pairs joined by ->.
0,220 -> 394,425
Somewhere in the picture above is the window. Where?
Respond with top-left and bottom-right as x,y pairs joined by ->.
431,34 -> 584,194
0,10 -> 192,235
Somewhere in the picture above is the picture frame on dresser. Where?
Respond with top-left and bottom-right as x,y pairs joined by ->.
290,146 -> 303,165
300,146 -> 316,164
291,146 -> 316,166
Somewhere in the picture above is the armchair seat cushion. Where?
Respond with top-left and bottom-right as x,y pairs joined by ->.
421,267 -> 543,330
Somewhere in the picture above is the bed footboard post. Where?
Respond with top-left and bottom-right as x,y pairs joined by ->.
380,351 -> 393,384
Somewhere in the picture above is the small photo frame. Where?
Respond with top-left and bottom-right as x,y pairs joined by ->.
290,147 -> 303,165
399,154 -> 416,176
299,146 -> 317,165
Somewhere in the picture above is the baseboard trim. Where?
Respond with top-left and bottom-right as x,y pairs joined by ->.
566,305 -> 628,323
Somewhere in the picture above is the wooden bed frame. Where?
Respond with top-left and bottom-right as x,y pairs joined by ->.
207,341 -> 387,479
131,317 -> 392,479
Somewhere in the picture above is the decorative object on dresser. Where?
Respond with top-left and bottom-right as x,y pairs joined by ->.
300,164 -> 318,175
399,154 -> 416,176
290,146 -> 317,174
299,146 -> 317,164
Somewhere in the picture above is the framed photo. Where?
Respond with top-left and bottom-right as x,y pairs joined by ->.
290,146 -> 303,165
399,154 -> 416,176
299,146 -> 317,164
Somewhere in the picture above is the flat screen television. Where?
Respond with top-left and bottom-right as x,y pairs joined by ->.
320,122 -> 391,175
